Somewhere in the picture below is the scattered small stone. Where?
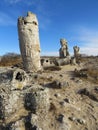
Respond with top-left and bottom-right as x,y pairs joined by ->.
75,79 -> 82,83
64,98 -> 70,103
57,114 -> 64,123
95,87 -> 98,92
69,116 -> 76,121
49,80 -> 69,89
59,74 -> 63,77
78,88 -> 98,102
69,116 -> 86,125
60,81 -> 69,88
59,101 -> 65,106
77,118 -> 86,124
70,77 -> 75,80
74,68 -> 88,78
54,93 -> 61,98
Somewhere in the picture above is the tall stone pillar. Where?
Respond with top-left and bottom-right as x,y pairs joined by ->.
17,12 -> 41,72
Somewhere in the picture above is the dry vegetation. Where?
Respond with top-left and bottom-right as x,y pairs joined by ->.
74,56 -> 98,83
0,53 -> 22,67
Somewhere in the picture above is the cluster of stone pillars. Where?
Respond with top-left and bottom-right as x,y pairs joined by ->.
18,11 -> 80,72
59,38 -> 80,59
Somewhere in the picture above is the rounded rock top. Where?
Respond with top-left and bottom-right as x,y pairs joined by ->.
60,38 -> 68,45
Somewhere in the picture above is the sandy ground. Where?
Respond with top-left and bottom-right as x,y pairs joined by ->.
39,64 -> 98,130
0,64 -> 98,130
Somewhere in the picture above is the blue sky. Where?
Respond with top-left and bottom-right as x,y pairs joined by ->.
0,0 -> 98,56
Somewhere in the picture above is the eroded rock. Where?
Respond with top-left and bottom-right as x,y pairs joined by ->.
49,80 -> 69,89
11,69 -> 29,90
54,57 -> 71,66
18,11 -> 42,72
59,39 -> 70,58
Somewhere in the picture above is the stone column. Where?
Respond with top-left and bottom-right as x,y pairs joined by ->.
59,39 -> 69,58
17,12 -> 41,72
73,46 -> 80,58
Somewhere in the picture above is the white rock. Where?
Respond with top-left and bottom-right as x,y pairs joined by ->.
18,12 -> 42,72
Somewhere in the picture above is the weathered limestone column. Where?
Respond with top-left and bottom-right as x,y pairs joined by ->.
73,46 -> 80,58
18,11 -> 41,72
59,38 -> 70,58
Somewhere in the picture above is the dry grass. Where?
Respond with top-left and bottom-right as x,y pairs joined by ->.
0,53 -> 22,67
88,68 -> 98,77
87,68 -> 98,83
74,56 -> 98,83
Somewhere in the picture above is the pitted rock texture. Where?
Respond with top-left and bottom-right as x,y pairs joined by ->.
18,11 -> 41,72
0,59 -> 98,130
0,68 -> 50,130
11,68 -> 29,90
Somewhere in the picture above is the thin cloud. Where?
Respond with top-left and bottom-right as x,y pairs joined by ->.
0,12 -> 16,26
4,0 -> 51,29
81,47 -> 98,56
79,28 -> 98,55
70,27 -> 98,56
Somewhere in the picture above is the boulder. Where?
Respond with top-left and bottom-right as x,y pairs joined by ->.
11,69 -> 29,90
54,57 -> 71,66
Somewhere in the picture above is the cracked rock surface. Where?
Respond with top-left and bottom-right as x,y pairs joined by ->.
0,64 -> 98,130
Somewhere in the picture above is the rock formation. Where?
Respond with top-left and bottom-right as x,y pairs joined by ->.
59,39 -> 70,58
0,68 -> 50,130
54,57 -> 71,66
70,57 -> 76,65
17,11 -> 41,72
73,46 -> 80,58
1,10 -> 98,130
0,57 -> 98,130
